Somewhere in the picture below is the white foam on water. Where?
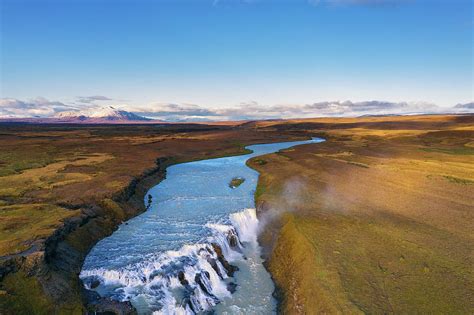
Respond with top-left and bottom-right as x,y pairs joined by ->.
80,208 -> 265,314
214,209 -> 277,315
230,208 -> 259,245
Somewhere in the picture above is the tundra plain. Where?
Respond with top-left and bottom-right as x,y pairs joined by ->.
250,114 -> 474,314
0,114 -> 473,314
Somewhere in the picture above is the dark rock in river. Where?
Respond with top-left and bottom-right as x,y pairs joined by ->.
227,231 -> 240,247
207,257 -> 224,279
227,282 -> 237,294
178,270 -> 189,286
211,243 -> 239,277
195,271 -> 212,295
90,279 -> 100,289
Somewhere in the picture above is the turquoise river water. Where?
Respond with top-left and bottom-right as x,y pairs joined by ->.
80,138 -> 324,314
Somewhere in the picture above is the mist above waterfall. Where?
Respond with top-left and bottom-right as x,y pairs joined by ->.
258,176 -> 309,232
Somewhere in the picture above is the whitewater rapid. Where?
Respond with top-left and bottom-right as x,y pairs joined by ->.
80,138 -> 323,314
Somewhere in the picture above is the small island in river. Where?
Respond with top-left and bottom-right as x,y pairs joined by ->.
229,177 -> 245,189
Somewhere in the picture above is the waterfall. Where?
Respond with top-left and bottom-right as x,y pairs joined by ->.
80,208 -> 261,314
230,208 -> 259,245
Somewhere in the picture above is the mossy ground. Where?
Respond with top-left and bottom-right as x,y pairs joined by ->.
0,270 -> 83,315
1,116 -> 473,313
0,204 -> 79,255
0,123 -> 309,313
250,115 -> 474,314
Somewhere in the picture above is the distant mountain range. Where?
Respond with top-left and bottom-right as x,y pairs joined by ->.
0,104 -> 472,124
0,106 -> 160,124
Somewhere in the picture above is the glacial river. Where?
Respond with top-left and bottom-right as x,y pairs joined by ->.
80,137 -> 323,314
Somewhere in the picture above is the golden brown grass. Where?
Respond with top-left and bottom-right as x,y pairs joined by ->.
0,123 -> 310,313
0,153 -> 113,198
1,116 -> 473,313
251,115 -> 474,314
0,204 -> 79,255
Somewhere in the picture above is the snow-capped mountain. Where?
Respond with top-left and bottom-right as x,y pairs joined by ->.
55,106 -> 151,121
0,106 -> 158,124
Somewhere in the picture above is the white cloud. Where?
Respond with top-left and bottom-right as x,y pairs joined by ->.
453,102 -> 474,112
129,100 -> 440,121
0,96 -> 119,118
0,97 -> 457,121
75,95 -> 112,103
0,97 -> 80,118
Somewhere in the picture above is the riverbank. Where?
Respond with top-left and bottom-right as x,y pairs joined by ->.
250,114 -> 474,313
0,124 -> 308,314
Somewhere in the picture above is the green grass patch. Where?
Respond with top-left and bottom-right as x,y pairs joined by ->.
0,270 -> 55,314
231,141 -> 253,155
421,147 -> 474,155
0,270 -> 83,314
254,158 -> 267,165
443,175 -> 474,185
0,147 -> 59,177
347,161 -> 370,168
276,152 -> 292,160
255,183 -> 266,201
0,204 -> 78,255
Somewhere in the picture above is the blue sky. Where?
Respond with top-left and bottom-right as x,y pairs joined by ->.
0,0 -> 472,119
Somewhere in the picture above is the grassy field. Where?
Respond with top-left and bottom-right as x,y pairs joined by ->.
0,123 -> 307,314
0,115 -> 473,314
249,115 -> 474,314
